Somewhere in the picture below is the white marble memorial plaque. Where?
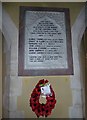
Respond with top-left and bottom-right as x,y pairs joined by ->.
18,7 -> 73,76
24,11 -> 68,70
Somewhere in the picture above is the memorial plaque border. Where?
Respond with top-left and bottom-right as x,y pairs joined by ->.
18,6 -> 73,76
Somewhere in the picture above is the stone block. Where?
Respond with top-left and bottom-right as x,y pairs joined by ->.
9,96 -> 17,111
9,76 -> 22,96
69,106 -> 83,118
72,90 -> 82,105
9,111 -> 24,118
70,77 -> 82,89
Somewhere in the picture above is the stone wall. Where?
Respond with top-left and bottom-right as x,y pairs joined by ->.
2,2 -> 86,118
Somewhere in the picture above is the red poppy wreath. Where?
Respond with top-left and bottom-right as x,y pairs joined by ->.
30,79 -> 56,117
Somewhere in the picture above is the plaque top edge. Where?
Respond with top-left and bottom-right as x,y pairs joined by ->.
20,6 -> 70,12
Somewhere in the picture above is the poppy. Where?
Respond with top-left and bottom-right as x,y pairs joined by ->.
30,79 -> 56,117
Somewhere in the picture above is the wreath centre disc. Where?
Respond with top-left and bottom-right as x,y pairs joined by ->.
39,96 -> 46,104
30,79 -> 56,118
